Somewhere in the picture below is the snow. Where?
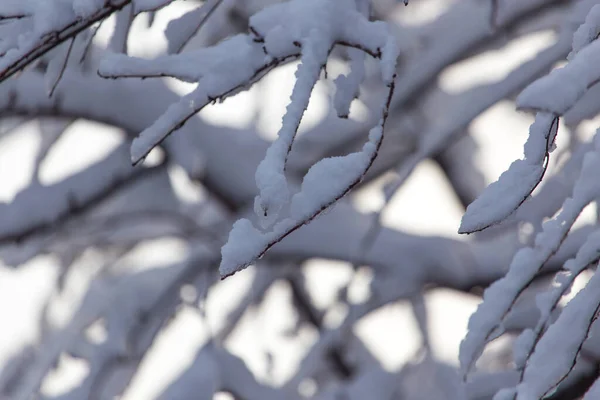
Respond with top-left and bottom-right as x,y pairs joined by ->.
512,329 -> 535,369
517,39 -> 600,115
220,124 -> 383,278
459,160 -> 544,233
569,4 -> 600,60
459,160 -> 596,377
100,34 -> 255,83
222,118 -> 387,278
134,0 -> 173,13
339,19 -> 389,57
249,0 -> 337,46
97,0 -> 400,175
583,377 -> 600,400
333,49 -> 365,118
511,227 -> 600,387
123,34 -> 267,163
380,33 -> 399,84
290,141 -> 376,221
494,388 -> 517,400
219,219 -> 270,278
516,267 -> 600,400
254,29 -> 330,226
461,129 -> 600,382
459,113 -> 557,234
565,228 -> 600,274
131,56 -> 267,163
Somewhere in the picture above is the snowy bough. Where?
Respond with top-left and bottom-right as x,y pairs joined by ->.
98,0 -> 399,278
3,0 -> 600,399
460,3 -> 600,400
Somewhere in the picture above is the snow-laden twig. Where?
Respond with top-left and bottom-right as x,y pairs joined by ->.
516,141 -> 593,232
460,135 -> 600,378
333,48 -> 365,119
516,264 -> 600,400
458,4 -> 600,386
99,34 -> 301,163
501,227 -> 600,400
518,26 -> 600,115
583,375 -> 600,400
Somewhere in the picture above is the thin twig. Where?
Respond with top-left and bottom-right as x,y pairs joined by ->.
48,37 -> 75,98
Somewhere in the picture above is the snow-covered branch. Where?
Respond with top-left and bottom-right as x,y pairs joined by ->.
459,4 -> 600,398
